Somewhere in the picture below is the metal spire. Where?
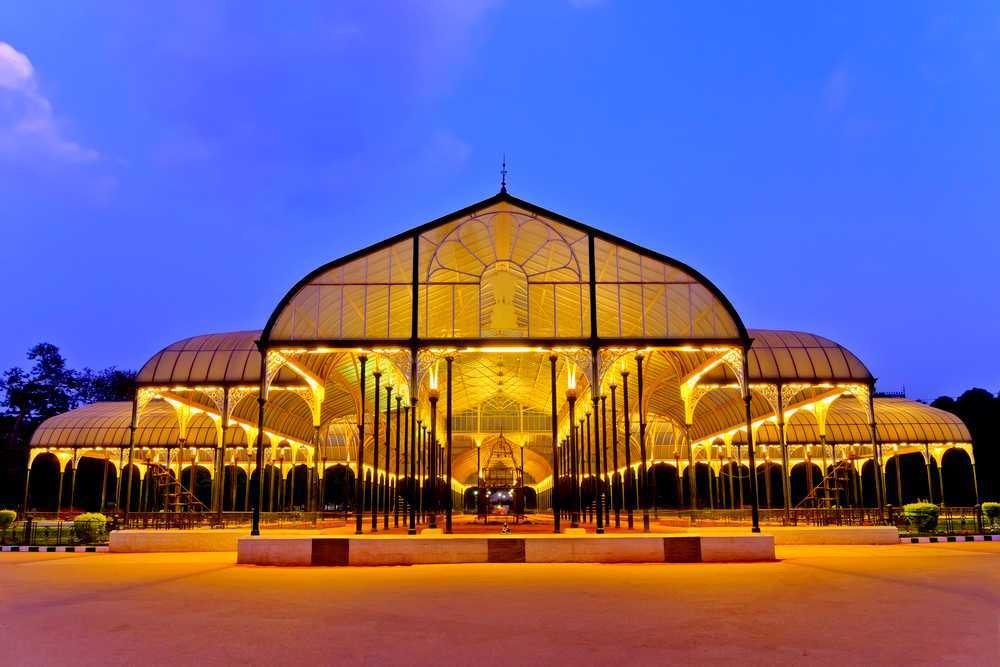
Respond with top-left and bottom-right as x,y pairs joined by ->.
500,154 -> 508,193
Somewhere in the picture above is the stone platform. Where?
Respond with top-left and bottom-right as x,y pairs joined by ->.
236,533 -> 775,566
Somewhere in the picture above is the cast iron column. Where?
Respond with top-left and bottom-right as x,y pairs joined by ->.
636,353 -> 650,532
445,356 -> 454,533
394,395 -> 402,527
428,393 -> 438,529
610,382 -> 621,527
408,402 -> 418,535
251,348 -> 269,537
741,349 -> 761,533
567,391 -> 580,528
384,384 -> 392,530
621,367 -> 634,529
549,355 -> 560,533
354,355 -> 367,535
601,394 -> 610,526
371,370 -> 381,531
592,394 -> 605,533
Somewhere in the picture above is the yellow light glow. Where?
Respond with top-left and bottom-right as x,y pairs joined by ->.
428,360 -> 440,391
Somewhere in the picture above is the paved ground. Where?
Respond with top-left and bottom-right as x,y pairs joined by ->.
0,543 -> 996,665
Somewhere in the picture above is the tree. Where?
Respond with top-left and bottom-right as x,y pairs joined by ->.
932,388 -> 1000,502
77,367 -> 137,404
0,343 -> 136,509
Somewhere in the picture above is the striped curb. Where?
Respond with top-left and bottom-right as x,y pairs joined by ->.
1,545 -> 108,553
901,535 -> 995,544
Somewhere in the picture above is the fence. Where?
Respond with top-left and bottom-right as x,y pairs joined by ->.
0,516 -> 112,547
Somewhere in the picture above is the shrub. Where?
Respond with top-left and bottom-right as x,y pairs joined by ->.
0,509 -> 15,530
903,502 -> 939,533
983,502 -> 1000,526
73,512 -> 108,543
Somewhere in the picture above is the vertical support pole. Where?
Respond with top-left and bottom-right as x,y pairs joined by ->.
22,462 -> 31,516
601,394 -> 610,526
584,413 -> 592,522
395,395 -> 402,527
418,422 -> 425,522
355,354 -> 367,535
55,467 -> 66,517
675,454 -> 683,509
924,444 -> 934,505
251,347 -> 269,536
867,387 -> 884,519
804,449 -> 814,507
371,369 -> 381,532
99,450 -> 110,512
777,384 -> 791,515
621,367 -> 633,529
736,444 -> 744,508
937,457 -> 946,507
636,353 -> 650,532
549,354 -> 560,533
742,348 -> 761,533
686,430 -> 697,510
115,448 -> 124,513
383,384 -> 392,529
609,382 -> 621,527
428,392 -> 438,529
567,393 -> 579,528
893,448 -> 903,506
123,394 -> 139,522
445,356 -> 454,533
592,392 -> 605,534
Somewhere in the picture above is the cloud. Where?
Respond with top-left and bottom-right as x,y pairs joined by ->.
0,41 -> 99,164
424,129 -> 472,167
824,66 -> 850,113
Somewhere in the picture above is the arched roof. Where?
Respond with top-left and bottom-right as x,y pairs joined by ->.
29,401 -> 241,449
136,330 -> 298,386
700,329 -> 873,384
263,191 -> 749,345
751,398 -> 971,446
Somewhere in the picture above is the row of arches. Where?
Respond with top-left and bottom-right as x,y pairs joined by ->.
551,448 -> 978,512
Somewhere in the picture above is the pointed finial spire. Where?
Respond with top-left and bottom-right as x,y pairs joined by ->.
500,154 -> 508,193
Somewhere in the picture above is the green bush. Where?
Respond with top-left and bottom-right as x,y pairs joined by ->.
983,502 -> 1000,526
0,509 -> 15,530
73,512 -> 108,543
903,502 -> 939,533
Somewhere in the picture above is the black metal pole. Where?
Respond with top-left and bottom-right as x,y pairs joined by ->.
251,348 -> 268,537
371,370 -> 381,532
636,353 -> 650,532
610,382 -> 621,527
621,368 -> 634,529
429,391 -> 438,529
592,394 -> 605,534
568,393 -> 579,528
549,354 -> 560,533
741,349 -> 761,533
384,384 -> 392,530
445,356 -> 454,533
355,355 -> 367,535
584,414 -> 592,522
408,402 -> 417,534
395,395 -> 402,527
123,395 -> 139,523
601,394 -> 610,526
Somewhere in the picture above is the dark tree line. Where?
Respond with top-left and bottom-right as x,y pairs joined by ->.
0,343 -> 135,509
931,388 -> 999,501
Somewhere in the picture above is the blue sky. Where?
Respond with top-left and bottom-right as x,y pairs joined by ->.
0,1 -> 997,400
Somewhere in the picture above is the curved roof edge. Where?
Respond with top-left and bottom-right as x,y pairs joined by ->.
261,190 -> 750,344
